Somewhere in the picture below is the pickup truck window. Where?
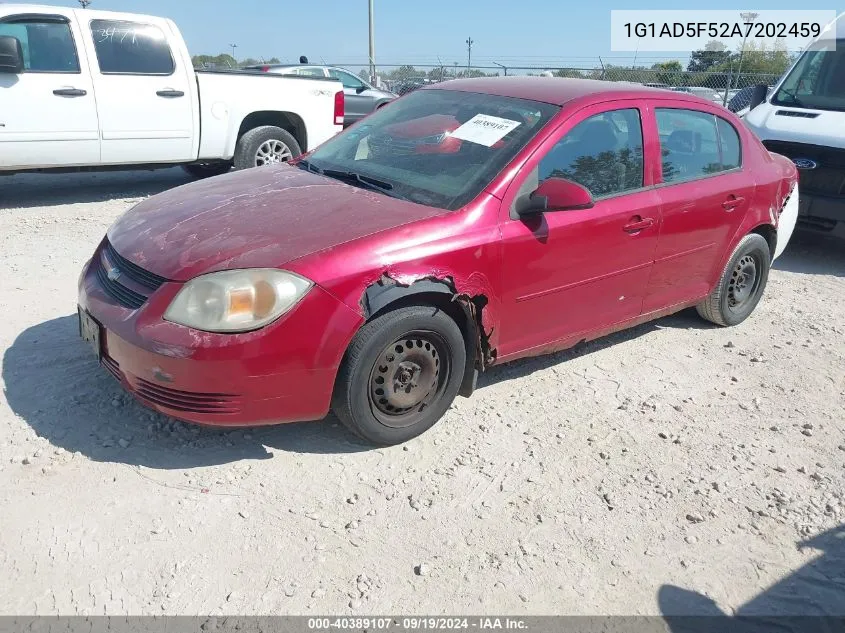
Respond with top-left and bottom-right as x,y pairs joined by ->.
89,19 -> 174,75
0,19 -> 80,73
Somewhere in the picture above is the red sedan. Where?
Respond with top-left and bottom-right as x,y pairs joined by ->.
77,77 -> 799,445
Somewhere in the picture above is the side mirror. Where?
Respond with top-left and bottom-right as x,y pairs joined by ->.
517,177 -> 594,216
0,35 -> 23,74
749,84 -> 768,111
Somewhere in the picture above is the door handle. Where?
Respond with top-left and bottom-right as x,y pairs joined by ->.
156,89 -> 185,98
53,88 -> 87,97
722,195 -> 745,211
623,217 -> 655,233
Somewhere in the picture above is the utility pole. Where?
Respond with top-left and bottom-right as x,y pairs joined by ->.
229,43 -> 238,63
368,0 -> 376,84
453,61 -> 458,78
466,37 -> 473,72
78,0 -> 92,7
724,11 -> 758,105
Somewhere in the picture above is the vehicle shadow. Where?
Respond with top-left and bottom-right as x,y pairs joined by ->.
2,315 -> 370,469
658,523 -> 845,631
2,169 -> 192,209
774,229 -> 845,277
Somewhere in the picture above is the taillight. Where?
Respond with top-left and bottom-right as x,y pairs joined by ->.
260,65 -> 270,72
334,90 -> 344,126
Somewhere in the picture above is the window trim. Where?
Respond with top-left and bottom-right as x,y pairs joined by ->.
0,13 -> 82,75
87,18 -> 176,77
654,107 -> 744,186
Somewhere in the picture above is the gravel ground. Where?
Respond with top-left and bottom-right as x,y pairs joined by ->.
1,170 -> 844,617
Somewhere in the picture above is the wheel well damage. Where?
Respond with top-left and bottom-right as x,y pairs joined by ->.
361,273 -> 496,397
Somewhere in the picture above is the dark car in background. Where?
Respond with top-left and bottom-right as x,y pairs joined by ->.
728,85 -> 773,113
245,63 -> 396,126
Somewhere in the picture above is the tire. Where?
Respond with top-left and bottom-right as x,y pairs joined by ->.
696,233 -> 770,327
233,126 -> 301,170
332,305 -> 467,446
182,162 -> 231,179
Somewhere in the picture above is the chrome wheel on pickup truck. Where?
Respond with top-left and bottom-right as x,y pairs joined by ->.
233,125 -> 302,171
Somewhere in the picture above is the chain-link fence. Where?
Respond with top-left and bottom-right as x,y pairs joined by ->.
332,63 -> 781,113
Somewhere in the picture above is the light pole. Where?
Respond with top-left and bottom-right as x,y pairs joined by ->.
493,61 -> 507,76
229,43 -> 238,63
78,0 -> 92,7
368,0 -> 376,84
724,11 -> 758,105
466,37 -> 473,72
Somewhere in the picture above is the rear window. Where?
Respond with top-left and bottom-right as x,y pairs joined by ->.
89,19 -> 174,75
656,109 -> 742,183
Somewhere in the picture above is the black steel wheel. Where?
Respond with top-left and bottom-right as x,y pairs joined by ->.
697,233 -> 770,327
332,305 -> 466,446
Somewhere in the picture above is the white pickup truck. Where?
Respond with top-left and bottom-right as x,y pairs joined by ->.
0,5 -> 344,177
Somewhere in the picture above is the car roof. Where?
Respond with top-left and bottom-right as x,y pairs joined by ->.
425,76 -> 715,107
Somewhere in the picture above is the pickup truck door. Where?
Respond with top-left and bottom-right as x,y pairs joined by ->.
0,11 -> 99,168
81,16 -> 196,164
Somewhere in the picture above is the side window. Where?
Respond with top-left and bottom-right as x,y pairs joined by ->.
330,69 -> 365,90
0,19 -> 79,73
295,67 -> 326,78
656,109 -> 741,183
537,108 -> 644,199
89,20 -> 174,75
717,117 -> 742,170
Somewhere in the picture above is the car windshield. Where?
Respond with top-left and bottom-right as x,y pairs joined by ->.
305,88 -> 560,210
772,39 -> 845,111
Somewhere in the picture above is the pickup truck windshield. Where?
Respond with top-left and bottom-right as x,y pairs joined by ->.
772,40 -> 845,111
306,89 -> 559,210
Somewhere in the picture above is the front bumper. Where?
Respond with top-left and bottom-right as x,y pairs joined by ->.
77,252 -> 362,426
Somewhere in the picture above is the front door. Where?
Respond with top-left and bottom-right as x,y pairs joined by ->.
84,17 -> 195,164
643,106 -> 755,312
0,13 -> 99,168
497,103 -> 661,359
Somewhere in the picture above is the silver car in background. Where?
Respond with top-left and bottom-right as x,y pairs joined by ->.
246,63 -> 396,126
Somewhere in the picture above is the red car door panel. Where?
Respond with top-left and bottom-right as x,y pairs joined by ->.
644,106 -> 754,312
496,102 -> 661,360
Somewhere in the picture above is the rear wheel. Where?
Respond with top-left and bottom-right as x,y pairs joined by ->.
696,233 -> 770,326
233,126 -> 301,170
332,305 -> 466,446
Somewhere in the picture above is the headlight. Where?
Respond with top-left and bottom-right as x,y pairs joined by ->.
164,269 -> 312,333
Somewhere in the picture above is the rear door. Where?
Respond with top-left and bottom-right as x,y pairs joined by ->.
82,16 -> 194,164
0,11 -> 99,167
644,105 -> 754,311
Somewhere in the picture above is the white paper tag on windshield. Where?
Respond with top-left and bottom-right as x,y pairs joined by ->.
450,114 -> 521,147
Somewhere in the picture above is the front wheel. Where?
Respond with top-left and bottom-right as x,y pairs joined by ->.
233,126 -> 301,170
332,305 -> 466,446
696,233 -> 771,326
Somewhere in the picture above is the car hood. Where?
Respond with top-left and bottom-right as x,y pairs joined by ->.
107,165 -> 448,282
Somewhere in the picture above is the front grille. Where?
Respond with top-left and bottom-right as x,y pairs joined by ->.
95,241 -> 169,310
103,242 -> 167,290
763,140 -> 845,198
135,378 -> 243,414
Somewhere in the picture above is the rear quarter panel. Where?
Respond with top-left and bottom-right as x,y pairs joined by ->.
195,73 -> 343,158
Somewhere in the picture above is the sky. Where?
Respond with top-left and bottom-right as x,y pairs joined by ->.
8,0 -> 844,69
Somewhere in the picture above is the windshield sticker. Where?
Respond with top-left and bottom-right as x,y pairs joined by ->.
450,114 -> 521,147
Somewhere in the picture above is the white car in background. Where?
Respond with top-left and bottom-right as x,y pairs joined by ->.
0,5 -> 344,177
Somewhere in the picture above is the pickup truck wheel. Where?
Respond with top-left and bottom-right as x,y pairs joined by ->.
182,163 -> 231,179
234,126 -> 301,170
696,233 -> 770,327
332,305 -> 466,446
